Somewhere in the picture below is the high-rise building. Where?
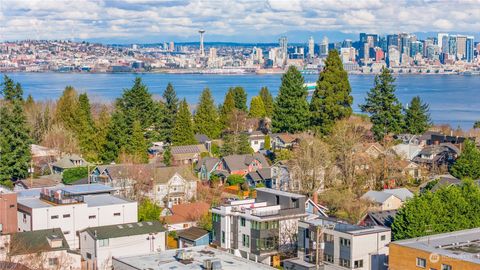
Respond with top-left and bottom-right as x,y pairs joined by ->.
308,36 -> 314,58
279,36 -> 288,66
169,41 -> 175,52
320,36 -> 329,56
410,41 -> 423,57
209,47 -> 217,59
456,35 -> 467,60
448,35 -> 457,58
437,33 -> 449,50
441,34 -> 450,54
342,39 -> 352,48
387,34 -> 399,50
466,36 -> 475,62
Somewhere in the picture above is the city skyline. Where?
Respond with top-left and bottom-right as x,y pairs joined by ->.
1,0 -> 479,43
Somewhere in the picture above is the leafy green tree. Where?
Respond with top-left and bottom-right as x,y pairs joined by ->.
126,120 -> 148,163
403,96 -> 432,134
138,198 -> 161,221
264,135 -> 271,150
77,93 -> 98,161
227,174 -> 246,186
62,167 -> 88,184
272,66 -> 310,133
259,86 -> 274,118
55,86 -> 79,131
392,179 -> 480,240
161,83 -> 178,142
229,86 -> 247,112
474,121 -> 480,129
194,88 -> 221,139
360,67 -> 403,141
310,50 -> 353,135
163,146 -> 172,166
249,96 -> 266,118
0,77 -> 31,184
172,99 -> 196,146
94,106 -> 111,159
197,212 -> 213,231
220,133 -> 253,156
450,139 -> 480,179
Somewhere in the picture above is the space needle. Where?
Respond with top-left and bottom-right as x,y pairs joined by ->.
199,29 -> 205,57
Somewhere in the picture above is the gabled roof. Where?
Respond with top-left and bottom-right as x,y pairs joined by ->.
365,209 -> 398,228
246,167 -> 272,182
361,191 -> 397,204
222,153 -> 269,172
96,163 -> 155,180
171,144 -> 208,155
195,157 -> 220,172
16,175 -> 62,189
177,226 -> 209,242
153,166 -> 197,184
194,134 -> 211,144
82,221 -> 166,240
383,188 -> 413,201
163,202 -> 210,225
51,154 -> 89,169
273,133 -> 298,144
10,228 -> 69,256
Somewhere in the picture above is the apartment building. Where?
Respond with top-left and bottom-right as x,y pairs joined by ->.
79,221 -> 166,270
16,184 -> 137,249
0,186 -> 18,234
389,228 -> 480,270
211,188 -> 308,266
295,217 -> 391,270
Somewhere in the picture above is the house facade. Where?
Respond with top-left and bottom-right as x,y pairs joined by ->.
79,221 -> 166,270
211,188 -> 307,266
0,187 -> 18,234
217,153 -> 270,176
147,166 -> 197,207
296,217 -> 391,270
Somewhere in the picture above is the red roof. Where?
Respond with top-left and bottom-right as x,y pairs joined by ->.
163,202 -> 210,225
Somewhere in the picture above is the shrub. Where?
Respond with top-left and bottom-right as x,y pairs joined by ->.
227,174 -> 245,186
62,167 -> 88,184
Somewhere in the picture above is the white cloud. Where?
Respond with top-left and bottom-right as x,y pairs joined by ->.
0,0 -> 478,42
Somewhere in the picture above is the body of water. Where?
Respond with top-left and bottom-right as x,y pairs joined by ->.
3,72 -> 480,130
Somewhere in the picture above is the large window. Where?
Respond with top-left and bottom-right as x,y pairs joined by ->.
221,231 -> 225,244
324,254 -> 334,263
339,258 -> 350,268
240,217 -> 246,227
99,239 -> 109,247
340,237 -> 351,247
242,234 -> 250,247
416,257 -> 426,268
441,265 -> 452,270
354,260 -> 363,268
251,221 -> 279,230
212,213 -> 221,222
324,233 -> 334,242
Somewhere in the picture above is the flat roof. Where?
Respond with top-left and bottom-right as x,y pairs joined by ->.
392,228 -> 480,265
83,221 -> 165,240
18,194 -> 133,209
60,184 -> 115,195
113,246 -> 275,270
256,187 -> 305,199
304,217 -> 390,235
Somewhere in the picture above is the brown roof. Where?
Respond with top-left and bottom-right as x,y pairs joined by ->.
96,164 -> 197,184
171,144 -> 208,155
276,133 -> 297,144
177,226 -> 209,241
17,175 -> 62,189
163,202 -> 210,225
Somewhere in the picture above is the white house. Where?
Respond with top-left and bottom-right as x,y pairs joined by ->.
16,184 -> 137,249
79,221 -> 166,270
0,228 -> 81,270
146,166 -> 197,207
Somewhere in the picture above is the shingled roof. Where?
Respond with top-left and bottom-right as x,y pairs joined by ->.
10,228 -> 69,256
222,153 -> 269,172
177,226 -> 209,242
82,221 -> 166,240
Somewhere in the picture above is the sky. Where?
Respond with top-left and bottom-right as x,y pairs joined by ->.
0,0 -> 479,44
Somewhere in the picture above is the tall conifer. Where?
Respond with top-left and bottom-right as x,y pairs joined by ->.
194,88 -> 221,139
172,99 -> 196,145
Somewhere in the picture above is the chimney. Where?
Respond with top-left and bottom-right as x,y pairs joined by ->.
313,191 -> 318,206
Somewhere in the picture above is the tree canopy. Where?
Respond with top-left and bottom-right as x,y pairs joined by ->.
229,86 -> 248,112
450,139 -> 480,179
172,99 -> 196,146
259,86 -> 274,118
249,96 -> 266,118
403,96 -> 431,134
272,66 -> 310,133
194,88 -> 221,139
310,50 -> 353,135
161,83 -> 178,143
360,67 -> 403,141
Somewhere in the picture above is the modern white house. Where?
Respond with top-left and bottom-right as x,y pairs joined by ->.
79,221 -> 166,270
211,188 -> 308,266
293,217 -> 391,270
16,184 -> 137,249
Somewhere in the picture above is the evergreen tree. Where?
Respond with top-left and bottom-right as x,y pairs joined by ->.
161,83 -> 178,142
116,77 -> 156,131
220,133 -> 253,156
94,106 -> 110,160
147,101 -> 167,142
249,96 -> 266,118
77,93 -> 98,161
404,96 -> 431,134
310,50 -> 353,135
0,77 -> 31,185
272,66 -> 310,133
101,112 -> 129,163
450,139 -> 480,179
264,135 -> 271,150
172,99 -> 196,146
229,86 -> 247,112
163,146 -> 172,166
25,94 -> 34,107
221,90 -> 235,128
1,75 -> 23,102
194,88 -> 221,139
127,120 -> 148,163
259,86 -> 274,118
55,86 -> 79,131
360,67 -> 403,141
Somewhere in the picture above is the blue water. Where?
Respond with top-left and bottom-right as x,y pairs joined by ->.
3,72 -> 480,129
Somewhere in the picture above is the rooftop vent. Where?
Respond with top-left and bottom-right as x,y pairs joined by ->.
117,225 -> 123,229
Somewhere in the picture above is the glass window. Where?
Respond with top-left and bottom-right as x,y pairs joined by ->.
354,260 -> 363,268
324,254 -> 334,263
88,215 -> 96,219
441,265 -> 452,270
340,237 -> 351,247
324,233 -> 334,242
340,258 -> 350,267
240,218 -> 246,227
381,235 -> 386,241
99,239 -> 109,247
221,231 -> 225,243
63,214 -> 70,218
51,215 -> 59,219
242,234 -> 250,247
114,213 -> 121,216
416,258 -> 426,268
48,258 -> 58,266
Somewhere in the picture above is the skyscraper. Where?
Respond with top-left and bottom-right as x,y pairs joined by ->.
448,35 -> 457,59
199,29 -> 205,57
456,35 -> 467,60
437,33 -> 449,50
342,39 -> 352,48
320,36 -> 329,56
308,36 -> 314,58
466,36 -> 474,62
279,36 -> 288,66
